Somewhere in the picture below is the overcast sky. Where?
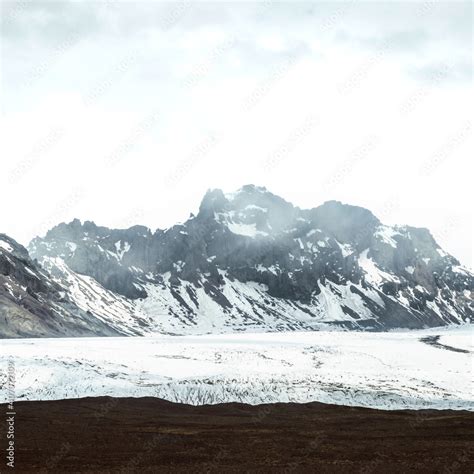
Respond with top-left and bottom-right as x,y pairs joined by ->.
1,1 -> 472,266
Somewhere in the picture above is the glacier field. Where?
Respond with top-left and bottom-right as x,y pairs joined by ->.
0,327 -> 472,410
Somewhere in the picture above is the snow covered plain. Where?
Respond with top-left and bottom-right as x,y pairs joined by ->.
0,327 -> 472,410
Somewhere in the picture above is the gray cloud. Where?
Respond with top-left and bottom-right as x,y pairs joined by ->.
411,61 -> 472,84
2,1 -> 471,77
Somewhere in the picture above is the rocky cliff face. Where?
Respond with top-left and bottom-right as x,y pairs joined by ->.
26,185 -> 473,335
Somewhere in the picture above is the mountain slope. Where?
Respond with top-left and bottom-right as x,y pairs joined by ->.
27,185 -> 473,335
0,234 -> 146,337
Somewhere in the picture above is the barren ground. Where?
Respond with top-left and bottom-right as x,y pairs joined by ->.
3,396 -> 473,473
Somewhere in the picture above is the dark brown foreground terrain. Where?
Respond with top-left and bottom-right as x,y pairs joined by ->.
2,397 -> 473,473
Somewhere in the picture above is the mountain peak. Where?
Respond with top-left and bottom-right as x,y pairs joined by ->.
229,184 -> 269,197
317,200 -> 379,221
309,200 -> 380,246
199,188 -> 228,216
0,233 -> 29,260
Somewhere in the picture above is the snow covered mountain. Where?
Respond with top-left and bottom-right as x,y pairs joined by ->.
24,185 -> 473,337
0,233 -> 155,337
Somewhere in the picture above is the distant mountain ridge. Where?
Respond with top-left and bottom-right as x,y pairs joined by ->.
1,185 -> 472,337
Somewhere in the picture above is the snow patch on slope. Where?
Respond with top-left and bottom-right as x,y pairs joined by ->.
0,240 -> 14,253
227,222 -> 267,238
375,225 -> 401,248
114,240 -> 131,260
40,257 -> 150,335
359,249 -> 399,286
